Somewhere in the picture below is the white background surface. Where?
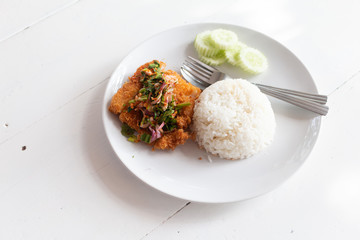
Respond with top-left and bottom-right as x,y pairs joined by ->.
1,0 -> 359,239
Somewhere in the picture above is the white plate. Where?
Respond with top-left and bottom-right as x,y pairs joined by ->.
102,23 -> 321,203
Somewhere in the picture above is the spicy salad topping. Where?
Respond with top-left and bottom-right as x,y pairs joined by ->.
126,61 -> 190,143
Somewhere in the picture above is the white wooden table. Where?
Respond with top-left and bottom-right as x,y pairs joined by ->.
1,0 -> 360,239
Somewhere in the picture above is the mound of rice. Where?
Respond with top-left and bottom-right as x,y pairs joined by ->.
192,78 -> 276,160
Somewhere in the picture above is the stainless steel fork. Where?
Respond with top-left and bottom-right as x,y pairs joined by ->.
181,56 -> 329,116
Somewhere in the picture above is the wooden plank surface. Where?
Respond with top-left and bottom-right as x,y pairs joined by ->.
1,0 -> 360,239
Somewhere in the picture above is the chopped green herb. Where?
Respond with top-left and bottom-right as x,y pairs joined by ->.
148,61 -> 160,69
121,123 -> 135,137
138,95 -> 148,101
140,133 -> 151,143
154,73 -> 162,79
128,136 -> 137,142
176,102 -> 191,110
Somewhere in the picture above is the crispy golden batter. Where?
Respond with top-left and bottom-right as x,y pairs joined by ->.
154,129 -> 189,150
109,60 -> 201,150
108,81 -> 141,114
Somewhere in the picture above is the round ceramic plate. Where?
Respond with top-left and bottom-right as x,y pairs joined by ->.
102,23 -> 321,203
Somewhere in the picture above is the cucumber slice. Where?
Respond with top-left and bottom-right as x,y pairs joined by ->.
199,51 -> 226,66
225,41 -> 247,66
194,29 -> 268,74
210,29 -> 238,50
238,47 -> 268,74
194,31 -> 219,57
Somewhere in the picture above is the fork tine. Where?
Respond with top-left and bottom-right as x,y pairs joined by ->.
180,67 -> 210,88
187,56 -> 218,72
182,65 -> 212,84
184,60 -> 212,78
185,59 -> 212,75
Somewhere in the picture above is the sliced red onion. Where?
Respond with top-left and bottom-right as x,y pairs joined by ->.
144,109 -> 154,116
159,82 -> 166,92
140,114 -> 150,128
156,130 -> 161,139
151,92 -> 163,105
149,126 -> 157,143
161,92 -> 173,110
151,82 -> 167,105
140,121 -> 150,128
157,122 -> 165,134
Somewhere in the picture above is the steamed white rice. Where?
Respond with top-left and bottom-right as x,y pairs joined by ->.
192,78 -> 276,160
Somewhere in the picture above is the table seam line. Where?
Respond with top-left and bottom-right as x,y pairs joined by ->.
139,202 -> 191,240
0,0 -> 81,44
328,68 -> 360,96
0,76 -> 109,146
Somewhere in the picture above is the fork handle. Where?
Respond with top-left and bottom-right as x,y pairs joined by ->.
260,88 -> 329,115
254,83 -> 327,104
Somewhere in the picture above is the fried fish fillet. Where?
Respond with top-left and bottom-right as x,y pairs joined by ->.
109,60 -> 201,150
